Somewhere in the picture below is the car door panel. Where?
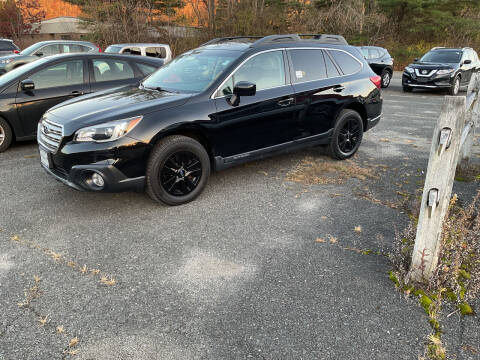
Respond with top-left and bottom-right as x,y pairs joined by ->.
15,59 -> 88,136
213,85 -> 298,157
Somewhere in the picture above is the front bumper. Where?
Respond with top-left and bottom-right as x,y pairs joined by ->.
40,156 -> 145,192
39,136 -> 150,193
402,72 -> 453,89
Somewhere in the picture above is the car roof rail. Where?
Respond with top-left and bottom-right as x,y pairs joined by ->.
251,34 -> 301,47
201,36 -> 263,46
431,47 -> 446,50
299,34 -> 348,45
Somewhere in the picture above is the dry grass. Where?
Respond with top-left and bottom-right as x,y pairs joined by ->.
286,156 -> 377,185
455,162 -> 480,183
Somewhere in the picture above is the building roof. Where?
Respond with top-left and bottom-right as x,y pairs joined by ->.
32,16 -> 90,34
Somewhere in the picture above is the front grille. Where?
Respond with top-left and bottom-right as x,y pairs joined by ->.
38,118 -> 63,152
415,69 -> 437,77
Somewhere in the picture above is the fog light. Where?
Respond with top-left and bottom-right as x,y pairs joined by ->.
91,173 -> 105,188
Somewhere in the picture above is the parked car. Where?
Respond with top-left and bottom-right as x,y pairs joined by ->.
0,40 -> 100,75
0,39 -> 20,56
104,43 -> 172,63
38,34 -> 382,205
402,47 -> 479,95
356,45 -> 393,88
0,53 -> 163,152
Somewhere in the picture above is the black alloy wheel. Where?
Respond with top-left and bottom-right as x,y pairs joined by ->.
146,135 -> 210,205
327,109 -> 364,160
160,151 -> 202,196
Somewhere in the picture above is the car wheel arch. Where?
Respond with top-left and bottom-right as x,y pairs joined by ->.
149,126 -> 214,163
0,114 -> 16,139
337,102 -> 368,131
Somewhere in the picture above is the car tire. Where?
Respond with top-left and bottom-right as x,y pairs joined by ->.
0,117 -> 13,153
381,70 -> 391,88
449,76 -> 460,96
327,109 -> 364,160
146,135 -> 210,206
402,86 -> 412,92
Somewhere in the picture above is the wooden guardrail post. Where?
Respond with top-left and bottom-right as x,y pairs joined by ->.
459,73 -> 480,165
408,96 -> 467,283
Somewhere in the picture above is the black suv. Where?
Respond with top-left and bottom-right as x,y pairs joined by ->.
357,46 -> 394,88
402,47 -> 479,95
38,34 -> 383,205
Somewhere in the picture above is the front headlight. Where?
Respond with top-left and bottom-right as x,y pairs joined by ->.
0,59 -> 13,64
436,69 -> 454,75
405,66 -> 414,73
74,116 -> 143,143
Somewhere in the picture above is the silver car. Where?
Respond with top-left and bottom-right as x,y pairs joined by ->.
104,43 -> 172,63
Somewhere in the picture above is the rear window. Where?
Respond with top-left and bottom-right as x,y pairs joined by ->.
329,50 -> 362,75
289,49 -> 326,83
104,45 -> 122,54
0,41 -> 15,51
122,47 -> 141,56
146,47 -> 167,58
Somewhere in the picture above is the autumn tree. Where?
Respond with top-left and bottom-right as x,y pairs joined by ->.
0,0 -> 45,43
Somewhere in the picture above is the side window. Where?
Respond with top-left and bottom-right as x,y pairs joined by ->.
359,48 -> 368,59
329,50 -> 362,75
146,47 -> 167,58
136,62 -> 157,76
218,51 -> 285,95
0,41 -> 15,51
37,44 -> 60,56
324,51 -> 341,78
64,44 -> 86,53
122,47 -> 141,56
92,59 -> 135,82
289,49 -> 326,83
30,60 -> 84,90
368,49 -> 380,59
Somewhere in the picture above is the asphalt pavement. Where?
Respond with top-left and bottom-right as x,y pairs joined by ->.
0,71 -> 479,359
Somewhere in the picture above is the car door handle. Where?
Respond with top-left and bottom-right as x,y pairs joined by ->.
333,85 -> 345,93
277,98 -> 294,107
71,91 -> 84,96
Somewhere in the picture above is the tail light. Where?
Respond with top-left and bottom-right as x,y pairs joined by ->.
95,44 -> 102,52
370,75 -> 381,89
13,50 -> 19,54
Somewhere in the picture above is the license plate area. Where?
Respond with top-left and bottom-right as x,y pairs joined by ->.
39,148 -> 51,168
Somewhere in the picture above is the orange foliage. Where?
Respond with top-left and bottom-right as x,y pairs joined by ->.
38,0 -> 81,19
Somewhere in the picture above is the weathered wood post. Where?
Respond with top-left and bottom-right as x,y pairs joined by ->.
408,96 -> 467,282
409,72 -> 480,283
459,73 -> 480,165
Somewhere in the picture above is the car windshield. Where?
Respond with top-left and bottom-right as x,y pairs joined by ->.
420,50 -> 462,63
105,45 -> 122,53
0,57 -> 49,88
141,49 -> 241,93
19,43 -> 44,56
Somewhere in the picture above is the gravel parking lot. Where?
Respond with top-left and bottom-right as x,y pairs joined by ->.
1,72 -> 479,359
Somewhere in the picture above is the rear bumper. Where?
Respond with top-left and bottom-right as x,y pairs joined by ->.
365,114 -> 381,131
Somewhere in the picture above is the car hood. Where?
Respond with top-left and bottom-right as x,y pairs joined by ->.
409,62 -> 457,70
45,86 -> 192,135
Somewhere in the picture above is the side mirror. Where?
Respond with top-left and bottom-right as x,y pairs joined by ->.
35,52 -> 43,57
464,59 -> 472,65
228,81 -> 256,106
414,58 -> 419,62
21,79 -> 35,91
